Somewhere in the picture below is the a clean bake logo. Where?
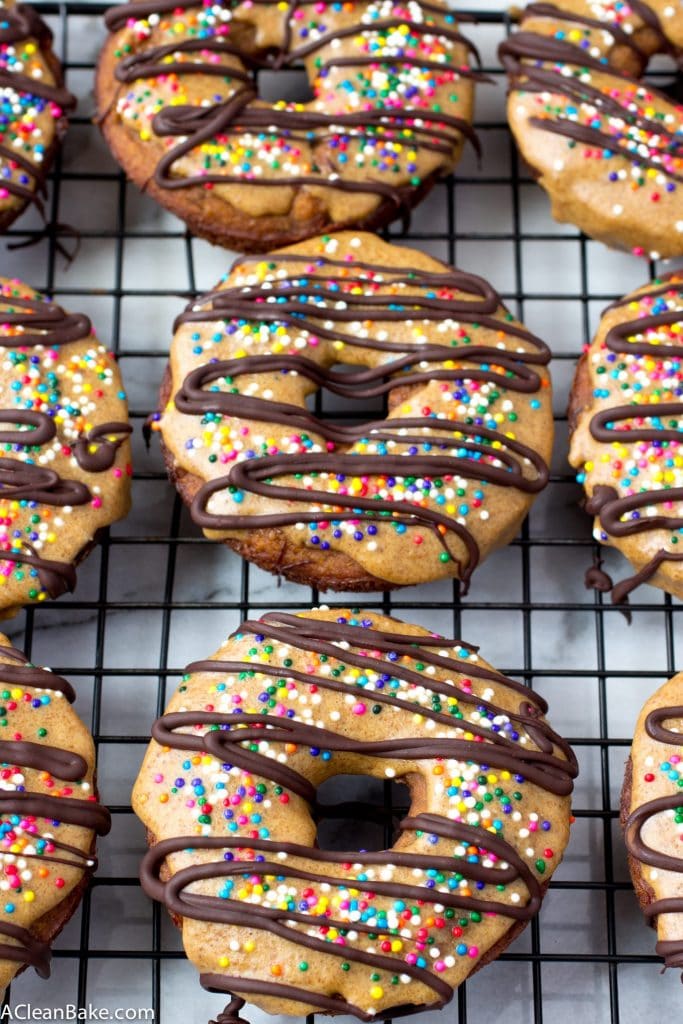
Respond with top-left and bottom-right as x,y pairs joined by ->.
0,1009 -> 154,1022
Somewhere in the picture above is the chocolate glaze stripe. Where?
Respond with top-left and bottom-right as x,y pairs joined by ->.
586,485 -> 683,538
0,739 -> 87,781
0,294 -> 92,348
625,792 -> 683,945
0,920 -> 51,979
0,410 -> 57,446
153,710 -> 576,795
646,705 -> 683,745
175,354 -> 542,438
113,20 -> 480,82
150,91 -> 478,193
140,813 -> 542,1016
0,644 -> 76,701
0,544 -> 77,600
0,791 -> 111,835
202,976 -> 406,1022
590,403 -> 683,443
604,275 -> 683,312
0,459 -> 90,506
175,271 -> 549,357
183,621 -> 569,753
190,425 -> 549,586
626,701 -> 683,971
605,310 -> 683,357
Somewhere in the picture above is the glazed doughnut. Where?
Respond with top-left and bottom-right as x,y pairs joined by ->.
0,1 -> 76,231
500,1 -> 683,259
133,607 -> 577,1022
569,271 -> 683,604
0,633 -> 110,993
150,231 -> 553,592
96,0 -> 479,251
0,278 -> 132,616
623,674 -> 683,975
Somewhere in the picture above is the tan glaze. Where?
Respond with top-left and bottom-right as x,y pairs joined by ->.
623,675 -> 683,974
96,0 -> 477,251
0,278 -> 132,616
501,0 -> 683,259
0,634 -> 110,993
569,272 -> 683,604
155,231 -> 553,591
133,607 -> 576,1020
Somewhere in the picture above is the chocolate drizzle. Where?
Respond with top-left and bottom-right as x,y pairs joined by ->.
582,280 -> 683,603
141,612 -> 575,1021
499,9 -> 683,183
0,293 -> 91,347
625,702 -> 683,973
103,0 -> 478,210
0,4 -> 76,218
72,422 -> 133,472
171,255 -> 551,588
0,641 -> 111,980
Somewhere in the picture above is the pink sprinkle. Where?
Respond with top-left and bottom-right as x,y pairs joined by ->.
434,961 -> 446,972
352,702 -> 366,715
153,773 -> 163,783
468,947 -> 479,958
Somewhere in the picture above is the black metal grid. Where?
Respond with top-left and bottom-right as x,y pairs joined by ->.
1,3 -> 682,1021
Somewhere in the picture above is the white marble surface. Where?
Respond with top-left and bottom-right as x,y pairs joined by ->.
0,3 -> 681,1023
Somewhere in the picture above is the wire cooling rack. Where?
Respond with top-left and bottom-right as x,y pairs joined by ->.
2,3 -> 683,1022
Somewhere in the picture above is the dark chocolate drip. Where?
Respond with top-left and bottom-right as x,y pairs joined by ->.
585,561 -> 614,594
646,705 -> 683,745
210,998 -> 248,1024
0,920 -> 51,979
0,293 -> 92,347
0,458 -> 90,505
72,422 -> 132,472
0,543 -> 78,599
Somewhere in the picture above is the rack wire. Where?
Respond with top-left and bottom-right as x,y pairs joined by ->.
2,2 -> 683,1021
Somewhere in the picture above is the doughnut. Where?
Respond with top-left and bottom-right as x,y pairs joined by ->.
623,673 -> 683,975
95,0 -> 479,252
569,271 -> 683,604
150,231 -> 553,592
500,1 -> 683,259
0,278 -> 132,616
0,633 -> 110,993
0,0 -> 76,231
132,607 -> 577,1021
